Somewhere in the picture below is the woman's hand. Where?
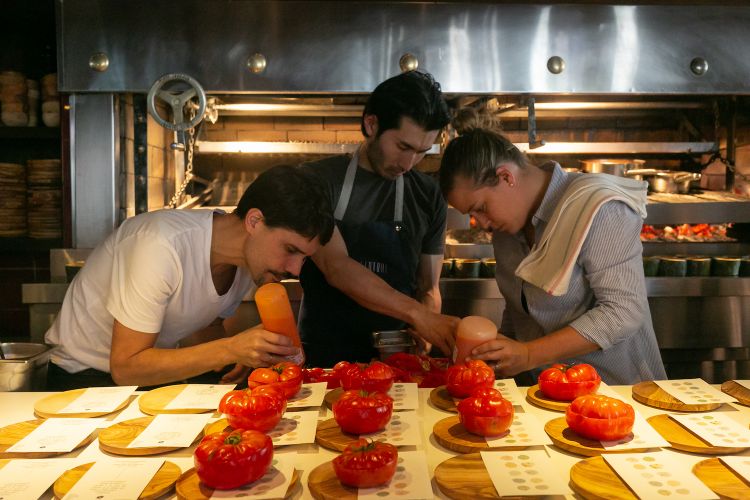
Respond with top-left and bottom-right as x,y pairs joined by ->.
470,333 -> 531,377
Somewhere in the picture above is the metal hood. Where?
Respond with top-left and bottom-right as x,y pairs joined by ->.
57,1 -> 750,95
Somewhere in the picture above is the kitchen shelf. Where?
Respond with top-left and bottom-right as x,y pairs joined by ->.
195,141 -> 440,155
0,237 -> 62,254
0,127 -> 60,139
519,142 -> 716,155
645,192 -> 750,225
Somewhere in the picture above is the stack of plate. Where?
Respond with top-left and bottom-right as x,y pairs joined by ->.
0,163 -> 27,237
0,71 -> 29,126
40,73 -> 59,127
26,159 -> 62,239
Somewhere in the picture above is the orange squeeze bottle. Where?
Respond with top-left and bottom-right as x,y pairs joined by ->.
255,283 -> 305,365
453,316 -> 498,365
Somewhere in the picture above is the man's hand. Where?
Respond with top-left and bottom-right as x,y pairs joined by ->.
409,311 -> 459,357
220,364 -> 252,384
229,326 -> 301,368
470,333 -> 531,377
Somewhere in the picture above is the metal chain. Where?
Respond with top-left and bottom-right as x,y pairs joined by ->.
704,100 -> 750,185
168,107 -> 197,208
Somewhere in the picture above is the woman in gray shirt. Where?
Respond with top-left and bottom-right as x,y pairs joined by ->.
439,116 -> 665,385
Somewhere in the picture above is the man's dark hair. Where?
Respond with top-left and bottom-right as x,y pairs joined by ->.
361,70 -> 451,137
235,165 -> 334,245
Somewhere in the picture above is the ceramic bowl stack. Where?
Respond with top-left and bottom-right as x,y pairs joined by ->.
0,71 -> 29,126
26,159 -> 62,239
40,73 -> 59,127
26,79 -> 39,126
0,162 -> 28,237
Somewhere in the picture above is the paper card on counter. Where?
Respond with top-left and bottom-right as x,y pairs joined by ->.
127,413 -> 212,448
358,451 -> 432,500
388,383 -> 418,410
719,456 -> 750,483
62,458 -> 164,500
6,418 -> 105,453
670,413 -> 750,448
600,410 -> 670,449
654,379 -> 737,405
164,384 -> 235,410
0,458 -> 83,500
485,413 -> 552,447
494,379 -> 523,405
286,383 -> 326,408
603,452 -> 719,500
480,450 -> 570,496
364,411 -> 421,447
57,386 -> 137,414
210,454 -> 295,499
268,411 -> 317,446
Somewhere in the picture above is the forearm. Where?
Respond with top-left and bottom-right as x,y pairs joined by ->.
526,326 -> 600,369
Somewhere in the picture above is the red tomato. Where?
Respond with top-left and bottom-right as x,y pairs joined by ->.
538,363 -> 601,401
445,360 -> 495,398
385,352 -> 430,373
332,438 -> 398,488
193,429 -> 273,490
251,384 -> 288,413
333,390 -> 393,435
566,394 -> 635,441
457,386 -> 514,437
218,387 -> 285,433
248,362 -> 303,398
418,369 -> 447,388
339,361 -> 395,393
302,367 -> 341,389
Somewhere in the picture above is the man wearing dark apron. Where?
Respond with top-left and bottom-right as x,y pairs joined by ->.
298,71 -> 459,367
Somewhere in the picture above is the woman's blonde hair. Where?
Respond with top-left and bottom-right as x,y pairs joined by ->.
439,107 -> 533,196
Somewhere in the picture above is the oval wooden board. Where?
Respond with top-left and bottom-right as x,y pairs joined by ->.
545,417 -> 650,457
98,416 -> 201,456
0,419 -> 95,458
34,388 -> 133,418
308,460 -> 358,500
631,381 -> 722,412
53,460 -> 181,500
570,455 -> 638,500
430,386 -> 458,413
647,414 -> 748,455
315,418 -> 360,452
693,457 -> 750,499
138,384 -> 216,415
176,466 -> 300,499
323,387 -> 343,410
525,385 -> 570,412
433,416 -> 526,454
721,380 -> 750,407
434,452 -> 534,499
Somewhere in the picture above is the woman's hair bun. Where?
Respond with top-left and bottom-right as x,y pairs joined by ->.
451,105 -> 503,135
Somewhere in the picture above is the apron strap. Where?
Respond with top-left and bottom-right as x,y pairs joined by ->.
334,146 -> 404,223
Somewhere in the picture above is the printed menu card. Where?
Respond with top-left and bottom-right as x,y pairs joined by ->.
127,413 -> 212,448
58,386 -> 137,414
62,458 -> 164,500
0,458 -> 82,500
6,418 -> 104,453
164,384 -> 235,410
653,379 -> 736,405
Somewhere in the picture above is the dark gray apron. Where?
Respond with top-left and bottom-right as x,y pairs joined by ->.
298,151 -> 419,367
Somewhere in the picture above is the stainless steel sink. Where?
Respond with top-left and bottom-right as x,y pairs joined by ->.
0,343 -> 58,391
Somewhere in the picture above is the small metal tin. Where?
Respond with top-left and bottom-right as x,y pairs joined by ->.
372,330 -> 416,360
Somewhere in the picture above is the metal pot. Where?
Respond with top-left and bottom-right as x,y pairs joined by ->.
626,169 -> 701,194
579,159 -> 645,177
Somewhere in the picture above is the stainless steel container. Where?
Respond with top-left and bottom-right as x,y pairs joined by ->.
579,159 -> 645,176
0,343 -> 58,391
626,169 -> 702,194
372,330 -> 416,360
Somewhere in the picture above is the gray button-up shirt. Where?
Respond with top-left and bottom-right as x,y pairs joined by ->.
492,163 -> 666,384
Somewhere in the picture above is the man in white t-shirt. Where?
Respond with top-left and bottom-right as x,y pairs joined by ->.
45,165 -> 334,389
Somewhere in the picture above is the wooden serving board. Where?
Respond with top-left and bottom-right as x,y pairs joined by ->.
138,384 -> 217,415
53,460 -> 182,500
433,452 -> 506,499
433,416 -> 525,454
34,389 -> 133,418
308,460 -> 358,500
98,416 -> 202,456
525,385 -> 570,412
569,455 -> 637,500
631,381 -> 722,412
647,414 -> 748,455
721,380 -> 750,407
693,457 -> 750,499
176,466 -> 300,499
545,417 -> 650,457
315,418 -> 359,452
0,419 -> 95,458
430,385 -> 458,413
323,387 -> 343,410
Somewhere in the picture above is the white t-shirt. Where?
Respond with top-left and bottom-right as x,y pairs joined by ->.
45,209 -> 254,373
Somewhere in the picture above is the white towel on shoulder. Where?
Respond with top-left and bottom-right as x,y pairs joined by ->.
515,174 -> 648,296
